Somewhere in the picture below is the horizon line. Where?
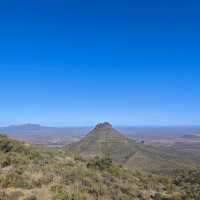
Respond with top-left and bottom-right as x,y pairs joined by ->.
1,123 -> 200,128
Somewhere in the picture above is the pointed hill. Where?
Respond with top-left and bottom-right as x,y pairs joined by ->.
67,122 -> 140,162
66,122 -> 200,172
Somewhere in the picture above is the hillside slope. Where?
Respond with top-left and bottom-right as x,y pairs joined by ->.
0,134 -> 186,200
67,123 -> 200,172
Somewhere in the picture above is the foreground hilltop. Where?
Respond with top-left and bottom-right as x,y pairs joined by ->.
67,122 -> 200,172
0,134 -> 189,200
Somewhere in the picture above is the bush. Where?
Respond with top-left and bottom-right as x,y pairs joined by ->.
0,155 -> 11,167
87,157 -> 112,170
0,172 -> 34,189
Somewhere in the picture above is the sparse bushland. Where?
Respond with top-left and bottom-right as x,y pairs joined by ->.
171,168 -> 200,200
0,134 -> 198,200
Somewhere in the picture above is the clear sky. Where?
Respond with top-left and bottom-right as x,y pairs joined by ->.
0,0 -> 200,126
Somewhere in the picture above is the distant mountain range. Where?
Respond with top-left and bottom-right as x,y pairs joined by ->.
0,123 -> 90,135
182,134 -> 200,139
0,124 -> 90,146
1,123 -> 200,137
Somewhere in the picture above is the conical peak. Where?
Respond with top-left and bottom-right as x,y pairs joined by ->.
95,122 -> 112,130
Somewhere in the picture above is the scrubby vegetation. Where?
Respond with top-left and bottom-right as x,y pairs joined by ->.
172,168 -> 200,199
0,134 -> 199,200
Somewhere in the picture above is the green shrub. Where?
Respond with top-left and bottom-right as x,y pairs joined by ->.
0,172 -> 34,189
0,155 -> 11,167
87,157 -> 112,170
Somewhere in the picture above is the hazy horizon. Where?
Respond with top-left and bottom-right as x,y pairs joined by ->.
1,122 -> 200,128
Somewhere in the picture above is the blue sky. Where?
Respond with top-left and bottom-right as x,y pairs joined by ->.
0,0 -> 200,126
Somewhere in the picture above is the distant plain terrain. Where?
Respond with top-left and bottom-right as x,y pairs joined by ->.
1,124 -> 200,151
